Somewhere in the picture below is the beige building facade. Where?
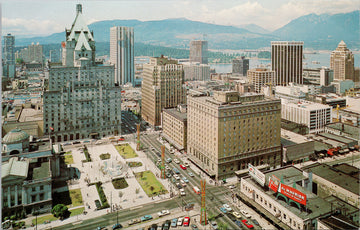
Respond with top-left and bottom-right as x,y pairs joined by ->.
330,40 -> 355,81
187,91 -> 282,179
141,56 -> 186,127
247,68 -> 275,93
162,105 -> 187,150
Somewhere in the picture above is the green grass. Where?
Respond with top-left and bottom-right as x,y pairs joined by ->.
100,153 -> 110,160
115,144 -> 138,159
134,171 -> 168,197
69,189 -> 83,207
64,151 -> 72,155
128,161 -> 143,167
112,177 -> 129,189
63,154 -> 74,164
31,207 -> 85,225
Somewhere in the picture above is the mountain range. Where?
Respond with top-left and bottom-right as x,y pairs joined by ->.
15,10 -> 359,50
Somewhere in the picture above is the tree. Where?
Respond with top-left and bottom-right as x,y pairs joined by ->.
51,204 -> 68,220
149,186 -> 155,195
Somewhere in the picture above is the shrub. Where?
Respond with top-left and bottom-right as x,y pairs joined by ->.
51,204 -> 68,220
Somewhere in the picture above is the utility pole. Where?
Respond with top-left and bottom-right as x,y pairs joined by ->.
161,145 -> 166,179
200,179 -> 207,226
136,124 -> 141,150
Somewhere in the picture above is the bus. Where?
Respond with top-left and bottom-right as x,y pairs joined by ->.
193,186 -> 200,194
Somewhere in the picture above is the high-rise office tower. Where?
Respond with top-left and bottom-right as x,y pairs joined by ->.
187,91 -> 282,179
44,4 -> 121,142
271,41 -> 303,85
189,40 -> 208,64
247,68 -> 275,93
110,26 -> 135,86
232,56 -> 249,76
28,42 -> 43,63
141,56 -> 186,127
330,40 -> 354,81
3,33 -> 16,78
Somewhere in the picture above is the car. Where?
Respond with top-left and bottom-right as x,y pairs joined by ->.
188,172 -> 194,177
251,219 -> 260,226
177,217 -> 184,226
157,158 -> 162,162
182,177 -> 189,183
73,141 -> 81,144
128,218 -> 141,225
180,179 -> 187,187
223,204 -> 232,212
96,227 -> 106,230
180,164 -> 187,170
95,140 -> 103,145
232,212 -> 242,219
220,207 -> 227,213
171,218 -> 178,227
234,220 -> 242,228
226,213 -> 237,222
174,159 -> 180,164
166,158 -> 172,163
112,223 -> 123,229
118,137 -> 125,141
63,142 -> 72,146
210,221 -> 219,230
191,224 -> 199,230
157,209 -> 170,217
83,140 -> 91,143
165,173 -> 172,178
180,188 -> 186,196
173,168 -> 180,174
140,215 -> 152,222
184,162 -> 190,167
183,217 -> 190,227
165,165 -> 170,170
149,224 -> 157,230
176,182 -> 182,189
240,210 -> 252,218
242,220 -> 254,229
95,200 -> 101,210
173,174 -> 180,180
228,185 -> 236,189
164,220 -> 171,230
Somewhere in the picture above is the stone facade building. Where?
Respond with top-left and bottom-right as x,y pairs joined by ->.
141,56 -> 186,127
247,68 -> 275,93
330,40 -> 355,81
162,105 -> 187,150
189,40 -> 208,64
43,4 -> 121,142
187,91 -> 282,179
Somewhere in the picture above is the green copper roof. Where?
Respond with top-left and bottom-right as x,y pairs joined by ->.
3,128 -> 29,144
2,157 -> 29,179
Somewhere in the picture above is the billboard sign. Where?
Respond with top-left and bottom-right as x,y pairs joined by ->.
279,183 -> 307,206
268,175 -> 280,192
248,163 -> 265,186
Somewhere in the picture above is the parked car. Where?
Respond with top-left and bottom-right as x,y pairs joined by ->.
223,204 -> 232,212
173,168 -> 180,174
188,172 -> 194,177
128,218 -> 141,225
176,182 -> 182,189
95,200 -> 101,210
210,221 -> 218,230
182,177 -> 189,183
251,219 -> 260,226
177,217 -> 184,226
220,207 -> 227,213
174,159 -> 180,164
180,188 -> 186,196
180,179 -> 187,187
118,137 -> 125,141
242,220 -> 254,229
173,174 -> 180,180
228,185 -> 236,189
171,218 -> 178,227
180,164 -> 187,170
183,217 -> 190,227
149,224 -> 157,230
191,224 -> 199,230
232,211 -> 242,219
112,223 -> 122,229
234,220 -> 242,228
157,210 -> 170,217
140,215 -> 152,222
166,158 -> 172,163
184,162 -> 190,167
240,210 -> 252,218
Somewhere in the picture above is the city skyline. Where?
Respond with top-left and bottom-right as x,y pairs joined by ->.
2,0 -> 359,36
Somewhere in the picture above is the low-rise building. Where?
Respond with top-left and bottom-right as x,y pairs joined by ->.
281,129 -> 314,164
162,104 -> 187,150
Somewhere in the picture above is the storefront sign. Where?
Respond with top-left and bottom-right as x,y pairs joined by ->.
279,183 -> 307,206
268,175 -> 280,192
248,163 -> 266,186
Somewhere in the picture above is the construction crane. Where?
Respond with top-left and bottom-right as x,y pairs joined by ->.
335,104 -> 351,122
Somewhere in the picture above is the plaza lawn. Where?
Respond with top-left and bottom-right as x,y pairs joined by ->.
63,154 -> 74,164
100,153 -> 110,160
68,189 -> 83,207
112,177 -> 129,189
115,144 -> 138,159
135,171 -> 168,197
128,161 -> 142,167
53,189 -> 83,208
31,207 -> 85,225
64,151 -> 72,155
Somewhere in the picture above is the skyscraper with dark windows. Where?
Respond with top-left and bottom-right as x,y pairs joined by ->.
3,33 -> 16,78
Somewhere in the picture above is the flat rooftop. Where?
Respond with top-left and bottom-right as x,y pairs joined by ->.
29,161 -> 50,180
281,129 -> 308,145
318,132 -> 356,145
245,166 -> 333,220
301,163 -> 359,195
163,108 -> 187,121
284,101 -> 331,110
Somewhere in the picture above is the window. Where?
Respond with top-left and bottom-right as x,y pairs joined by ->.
31,195 -> 36,202
39,193 -> 44,200
32,187 -> 36,192
40,185 -> 44,191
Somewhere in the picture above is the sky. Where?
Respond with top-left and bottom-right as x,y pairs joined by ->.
2,0 -> 359,36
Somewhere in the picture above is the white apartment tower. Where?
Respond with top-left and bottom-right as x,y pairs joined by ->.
110,26 -> 135,86
44,4 -> 121,142
271,41 -> 303,85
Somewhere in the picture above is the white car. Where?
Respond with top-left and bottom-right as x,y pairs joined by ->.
223,204 -> 232,212
177,217 -> 184,226
174,159 -> 180,164
228,185 -> 236,189
180,179 -> 186,187
157,209 -> 170,217
184,162 -> 190,167
179,188 -> 186,196
240,210 -> 252,218
173,174 -> 180,180
232,211 -> 242,219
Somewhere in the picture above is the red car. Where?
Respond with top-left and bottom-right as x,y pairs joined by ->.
183,217 -> 190,226
180,164 -> 187,170
242,220 -> 254,229
118,137 -> 125,141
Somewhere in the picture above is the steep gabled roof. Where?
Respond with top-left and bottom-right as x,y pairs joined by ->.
2,157 -> 29,179
67,9 -> 94,42
75,30 -> 92,51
